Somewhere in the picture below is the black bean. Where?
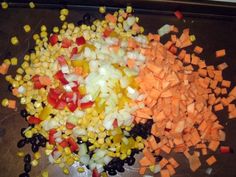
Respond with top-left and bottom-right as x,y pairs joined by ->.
31,99 -> 36,103
24,163 -> 31,173
31,144 -> 39,153
29,136 -> 37,144
37,134 -> 45,141
39,139 -> 46,147
17,139 -> 26,148
8,84 -> 13,92
155,155 -> 163,162
19,173 -> 29,177
24,154 -> 31,163
108,169 -> 117,176
20,109 -> 29,118
77,137 -> 83,144
117,164 -> 125,172
28,48 -> 35,54
127,157 -> 135,166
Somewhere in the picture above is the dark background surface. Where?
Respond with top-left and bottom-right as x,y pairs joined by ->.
0,1 -> 236,177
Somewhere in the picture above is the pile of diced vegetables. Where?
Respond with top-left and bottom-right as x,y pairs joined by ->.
1,2 -> 236,177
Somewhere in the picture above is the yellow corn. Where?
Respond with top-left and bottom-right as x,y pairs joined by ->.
11,36 -> 19,45
1,98 -> 9,107
126,6 -> 133,13
4,59 -> 11,65
99,6 -> 106,14
59,15 -> 66,22
17,68 -> 24,74
53,26 -> 59,33
29,2 -> 35,8
60,8 -> 69,16
77,167 -> 85,173
190,35 -> 196,42
25,130 -> 33,138
64,147 -> 71,155
41,170 -> 49,177
31,159 -> 39,167
23,25 -> 31,32
34,152 -> 41,159
17,151 -> 25,157
63,167 -> 70,175
1,2 -> 8,9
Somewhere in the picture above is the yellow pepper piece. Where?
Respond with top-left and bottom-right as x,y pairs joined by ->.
39,106 -> 52,120
11,36 -> 19,45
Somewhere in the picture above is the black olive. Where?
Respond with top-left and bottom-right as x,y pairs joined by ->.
85,141 -> 93,147
29,136 -> 37,144
127,157 -> 135,166
17,139 -> 26,148
8,84 -> 13,92
24,154 -> 31,163
31,99 -> 36,103
20,109 -> 29,118
42,102 -> 46,108
131,149 -> 140,156
108,169 -> 117,176
155,155 -> 163,162
37,134 -> 45,141
19,173 -> 29,177
31,144 -> 39,153
39,139 -> 46,147
28,48 -> 35,54
77,137 -> 83,144
155,136 -> 161,143
24,138 -> 30,144
117,165 -> 125,172
24,163 -> 31,173
77,20 -> 83,26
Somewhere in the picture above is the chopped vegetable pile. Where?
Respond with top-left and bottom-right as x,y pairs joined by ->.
0,2 -> 235,177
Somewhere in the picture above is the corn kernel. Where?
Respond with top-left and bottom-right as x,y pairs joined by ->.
29,2 -> 35,8
1,98 -> 9,107
40,31 -> 48,38
3,59 -> 11,65
11,36 -> 19,45
41,25 -> 47,32
53,26 -> 59,33
64,147 -> 71,155
31,159 -> 39,167
66,157 -> 74,166
41,170 -> 49,177
34,152 -> 41,159
77,167 -> 85,173
99,6 -> 106,14
127,149 -> 131,156
190,35 -> 196,42
25,130 -> 33,138
60,8 -> 69,16
23,25 -> 31,32
59,15 -> 66,22
17,68 -> 24,74
15,74 -> 22,81
45,149 -> 53,156
17,151 -> 25,157
63,167 -> 70,175
33,34 -> 39,40
1,2 -> 8,9
120,153 -> 127,160
21,62 -> 29,69
11,57 -> 18,65
126,6 -> 133,13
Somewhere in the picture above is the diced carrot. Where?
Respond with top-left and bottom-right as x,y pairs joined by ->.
105,13 -> 117,23
39,76 -> 51,86
0,63 -> 10,75
178,50 -> 186,60
217,62 -> 228,70
148,135 -> 159,150
206,155 -> 217,166
160,169 -> 170,177
198,69 -> 207,77
168,158 -> 179,168
194,46 -> 203,54
229,108 -> 236,119
208,140 -> 220,151
160,157 -> 169,168
139,156 -> 152,166
221,80 -> 231,88
12,88 -> 19,96
143,149 -> 156,164
171,35 -> 177,43
202,148 -> 207,155
216,49 -> 226,58
8,100 -> 16,109
166,164 -> 176,176
198,60 -> 206,69
127,58 -> 135,69
164,41 -> 173,49
221,88 -> 227,95
214,103 -> 223,112
228,104 -> 235,112
139,166 -> 147,175
188,154 -> 201,172
161,144 -> 171,154
191,54 -> 200,65
184,54 -> 191,63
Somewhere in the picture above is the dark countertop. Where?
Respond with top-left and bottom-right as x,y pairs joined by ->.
0,2 -> 236,177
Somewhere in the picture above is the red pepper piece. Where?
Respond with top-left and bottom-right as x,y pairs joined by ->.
80,101 -> 94,109
54,70 -> 69,85
92,168 -> 101,177
174,10 -> 183,20
47,95 -> 57,107
32,75 -> 44,89
103,28 -> 113,38
66,122 -> 76,130
49,34 -> 58,46
113,119 -> 118,128
61,92 -> 74,102
76,36 -> 86,46
59,139 -> 69,148
48,88 -> 62,100
67,137 -> 78,152
28,116 -> 42,124
55,100 -> 67,110
67,102 -> 78,112
220,146 -> 233,154
70,47 -> 78,58
57,55 -> 67,66
49,129 -> 57,145
61,38 -> 72,48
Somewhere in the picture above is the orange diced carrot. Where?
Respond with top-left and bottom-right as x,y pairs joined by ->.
139,156 -> 152,166
228,104 -> 235,112
39,76 -> 51,86
206,155 -> 217,166
168,158 -> 179,168
198,60 -> 206,68
198,69 -> 207,77
229,86 -> 236,98
191,54 -> 200,65
194,46 -> 203,54
161,169 -> 170,177
184,54 -> 191,63
214,103 -> 223,112
216,49 -> 226,58
132,23 -> 141,33
164,41 -> 173,49
12,88 -> 19,96
105,13 -> 117,23
229,108 -> 236,119
139,166 -> 147,175
171,35 -> 177,43
217,62 -> 228,70
221,80 -> 231,88
208,140 -> 220,151
188,154 -> 201,172
161,144 -> 171,154
166,164 -> 176,176
202,148 -> 207,155
160,157 -> 169,168
0,63 -> 10,75
221,88 -> 227,95
178,49 -> 186,60
8,100 -> 16,109
143,149 -> 156,164
127,58 -> 135,69
214,87 -> 221,96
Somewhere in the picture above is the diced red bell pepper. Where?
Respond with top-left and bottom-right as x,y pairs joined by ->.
70,47 -> 78,58
113,119 -> 118,128
76,36 -> 86,46
92,168 -> 101,177
32,75 -> 44,89
61,38 -> 72,48
49,129 -> 57,135
174,10 -> 183,20
67,137 -> 78,152
67,102 -> 78,112
57,55 -> 67,66
61,92 -> 74,102
103,28 -> 113,38
49,34 -> 58,46
54,70 -> 69,85
80,101 -> 94,109
55,100 -> 67,110
47,95 -> 57,107
66,122 -> 76,130
49,129 -> 57,145
220,146 -> 232,154
28,116 -> 42,124
59,139 -> 69,148
48,88 -> 62,100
